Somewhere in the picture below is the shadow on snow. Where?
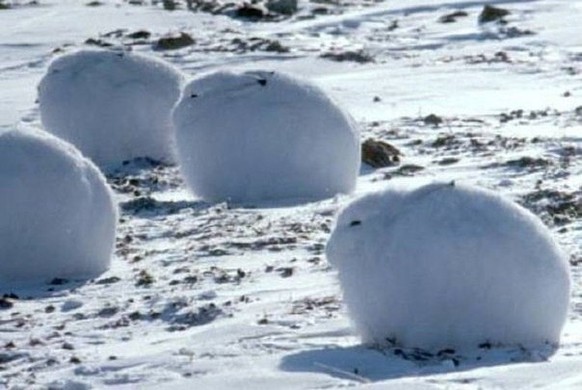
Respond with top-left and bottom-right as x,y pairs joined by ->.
279,342 -> 558,384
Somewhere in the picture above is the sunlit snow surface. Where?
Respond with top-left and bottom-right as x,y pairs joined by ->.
1,0 -> 582,388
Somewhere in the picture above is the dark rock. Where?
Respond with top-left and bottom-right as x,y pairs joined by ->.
478,5 -> 510,24
0,297 -> 13,309
97,306 -> 119,318
278,267 -> 294,278
505,156 -> 550,169
70,356 -> 82,364
155,32 -> 195,51
321,50 -> 374,64
135,270 -> 155,287
127,30 -> 151,40
394,164 -> 425,176
95,276 -> 121,285
263,40 -> 290,53
163,0 -> 177,10
362,138 -> 402,168
235,3 -> 267,19
266,0 -> 297,15
62,342 -> 75,350
423,113 -> 443,126
439,10 -> 468,23
85,38 -> 113,47
437,157 -> 460,165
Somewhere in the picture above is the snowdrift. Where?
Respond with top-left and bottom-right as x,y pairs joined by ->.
172,70 -> 360,203
327,182 -> 571,350
38,49 -> 184,168
0,128 -> 117,286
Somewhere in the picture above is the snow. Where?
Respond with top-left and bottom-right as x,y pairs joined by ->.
172,70 -> 360,203
326,182 -> 571,350
1,0 -> 582,388
0,128 -> 117,287
38,49 -> 184,169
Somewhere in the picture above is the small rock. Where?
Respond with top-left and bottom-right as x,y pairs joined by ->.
423,113 -> 443,126
97,306 -> 119,318
69,356 -> 82,364
84,38 -> 113,47
95,276 -> 121,285
393,164 -> 425,176
278,267 -> 294,278
135,270 -> 155,287
437,157 -> 460,165
266,0 -> 297,15
321,50 -> 374,64
163,0 -> 177,10
264,40 -> 290,53
478,5 -> 510,24
439,10 -> 468,23
235,3 -> 266,19
0,297 -> 13,309
362,138 -> 402,168
63,342 -> 75,350
155,32 -> 195,51
126,30 -> 151,40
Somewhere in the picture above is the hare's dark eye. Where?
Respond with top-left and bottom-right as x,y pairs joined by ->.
350,220 -> 361,227
257,79 -> 267,87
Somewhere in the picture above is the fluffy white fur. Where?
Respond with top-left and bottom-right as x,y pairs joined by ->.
172,70 -> 360,203
0,128 -> 117,286
327,182 -> 571,350
38,49 -> 184,168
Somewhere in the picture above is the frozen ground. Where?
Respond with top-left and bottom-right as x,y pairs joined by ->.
1,0 -> 582,388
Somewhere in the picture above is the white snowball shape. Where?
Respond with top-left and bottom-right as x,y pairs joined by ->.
327,182 -> 571,350
172,70 -> 360,203
0,129 -> 117,286
38,49 -> 184,168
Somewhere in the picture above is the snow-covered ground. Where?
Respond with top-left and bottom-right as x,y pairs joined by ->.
1,0 -> 582,388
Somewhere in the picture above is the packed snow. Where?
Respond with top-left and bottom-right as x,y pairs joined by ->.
326,182 -> 571,350
172,70 -> 360,203
0,128 -> 117,287
1,0 -> 582,388
38,49 -> 184,169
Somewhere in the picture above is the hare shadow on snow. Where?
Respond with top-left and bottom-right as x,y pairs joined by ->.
279,342 -> 558,384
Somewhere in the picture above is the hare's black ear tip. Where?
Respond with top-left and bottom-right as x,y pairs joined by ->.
449,180 -> 456,187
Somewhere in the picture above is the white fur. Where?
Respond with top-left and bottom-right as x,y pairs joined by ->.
38,49 -> 184,169
0,128 -> 117,286
327,182 -> 571,350
172,70 -> 360,203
